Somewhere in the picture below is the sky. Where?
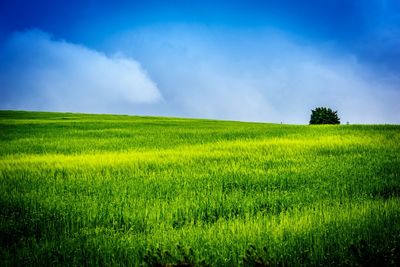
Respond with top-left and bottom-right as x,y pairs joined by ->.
0,0 -> 399,124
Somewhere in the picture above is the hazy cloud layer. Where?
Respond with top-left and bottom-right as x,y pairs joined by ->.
0,30 -> 161,113
105,26 -> 400,124
0,27 -> 399,124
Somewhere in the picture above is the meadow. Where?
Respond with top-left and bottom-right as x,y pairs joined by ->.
1,110 -> 399,266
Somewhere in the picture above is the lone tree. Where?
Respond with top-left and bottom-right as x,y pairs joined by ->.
310,107 -> 340,124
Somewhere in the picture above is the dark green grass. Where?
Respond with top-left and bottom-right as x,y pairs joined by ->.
1,110 -> 400,266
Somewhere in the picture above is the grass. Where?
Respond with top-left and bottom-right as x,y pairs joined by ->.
1,110 -> 400,266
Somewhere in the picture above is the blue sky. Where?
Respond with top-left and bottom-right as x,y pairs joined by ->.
0,0 -> 399,123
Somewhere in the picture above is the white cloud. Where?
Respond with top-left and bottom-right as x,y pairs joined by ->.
0,29 -> 161,113
1,27 -> 399,124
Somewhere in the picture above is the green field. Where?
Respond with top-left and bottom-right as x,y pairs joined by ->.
1,110 -> 400,266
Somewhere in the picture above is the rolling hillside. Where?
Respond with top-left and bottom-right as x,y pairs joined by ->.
1,110 -> 400,266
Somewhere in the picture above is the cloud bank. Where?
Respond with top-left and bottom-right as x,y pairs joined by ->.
0,30 -> 161,113
106,26 -> 400,124
1,27 -> 399,124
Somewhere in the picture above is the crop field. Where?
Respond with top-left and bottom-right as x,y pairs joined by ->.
1,110 -> 400,266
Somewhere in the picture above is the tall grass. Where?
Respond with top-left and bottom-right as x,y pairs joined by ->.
1,110 -> 399,266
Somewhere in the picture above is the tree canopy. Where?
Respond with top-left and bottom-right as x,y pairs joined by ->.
310,107 -> 340,124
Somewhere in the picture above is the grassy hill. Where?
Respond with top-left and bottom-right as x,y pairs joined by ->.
1,110 -> 400,266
